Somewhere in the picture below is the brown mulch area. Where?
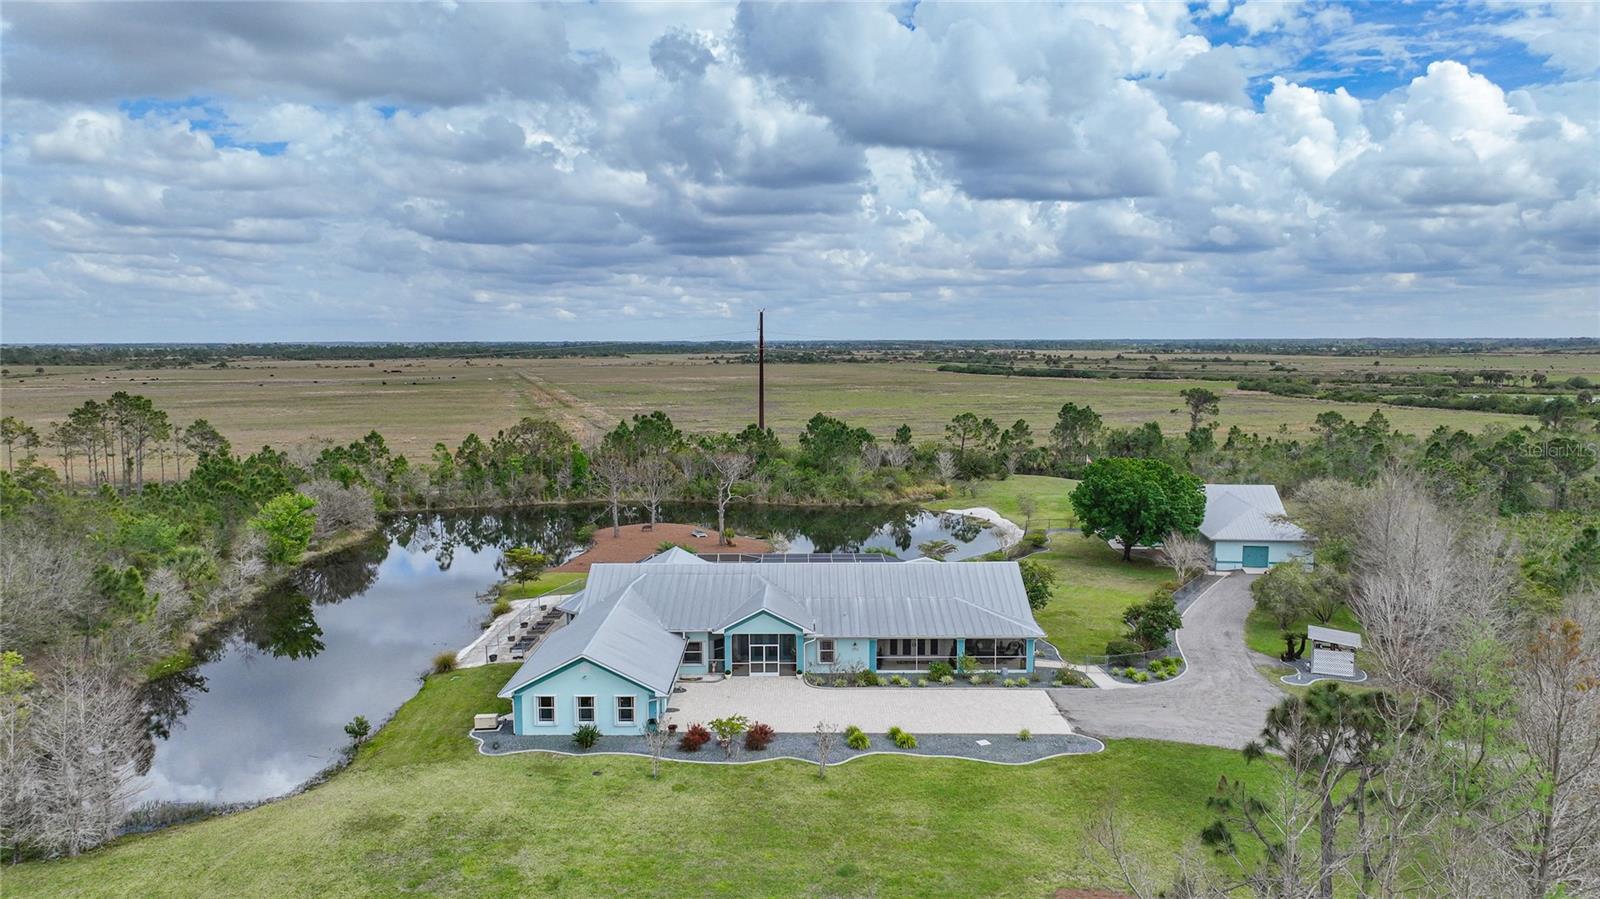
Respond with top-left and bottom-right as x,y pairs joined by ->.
551,523 -> 773,572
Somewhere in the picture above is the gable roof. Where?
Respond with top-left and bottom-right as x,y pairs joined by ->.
717,580 -> 817,633
497,592 -> 683,698
643,546 -> 708,565
1199,484 -> 1309,543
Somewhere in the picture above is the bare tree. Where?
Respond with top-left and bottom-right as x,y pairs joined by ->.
813,721 -> 838,778
1086,801 -> 1224,899
588,449 -> 632,539
0,533 -> 94,651
859,443 -> 884,469
882,442 -> 913,469
1507,610 -> 1600,899
632,456 -> 679,531
644,726 -> 673,780
705,451 -> 754,546
0,652 -> 37,863
935,450 -> 956,484
297,479 -> 378,541
25,656 -> 146,858
1161,530 -> 1212,583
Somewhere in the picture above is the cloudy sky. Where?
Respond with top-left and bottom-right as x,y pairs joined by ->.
2,1 -> 1597,343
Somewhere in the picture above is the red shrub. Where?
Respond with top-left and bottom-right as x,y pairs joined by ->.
678,723 -> 712,752
744,722 -> 776,751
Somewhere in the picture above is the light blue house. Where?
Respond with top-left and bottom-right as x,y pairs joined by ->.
1200,484 -> 1312,571
498,553 -> 1046,736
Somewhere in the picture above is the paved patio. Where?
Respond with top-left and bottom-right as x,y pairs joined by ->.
666,675 -> 1074,734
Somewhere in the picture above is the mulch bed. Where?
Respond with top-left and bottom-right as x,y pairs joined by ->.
551,523 -> 773,572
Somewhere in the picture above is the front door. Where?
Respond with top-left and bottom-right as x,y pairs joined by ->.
749,635 -> 781,676
1242,545 -> 1270,569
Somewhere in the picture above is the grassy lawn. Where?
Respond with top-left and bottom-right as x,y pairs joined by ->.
496,571 -> 586,601
1243,604 -> 1364,658
927,474 -> 1080,530
6,665 -> 1267,898
1028,533 -> 1173,661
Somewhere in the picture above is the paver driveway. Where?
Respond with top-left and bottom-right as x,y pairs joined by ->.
1049,572 -> 1282,749
667,676 -> 1074,735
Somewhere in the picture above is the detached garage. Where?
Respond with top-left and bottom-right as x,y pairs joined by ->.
1200,484 -> 1312,571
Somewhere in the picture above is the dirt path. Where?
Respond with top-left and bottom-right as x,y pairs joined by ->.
1048,573 -> 1282,750
510,369 -> 614,442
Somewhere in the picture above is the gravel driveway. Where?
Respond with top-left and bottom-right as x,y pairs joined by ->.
668,676 -> 1074,735
1049,572 -> 1281,749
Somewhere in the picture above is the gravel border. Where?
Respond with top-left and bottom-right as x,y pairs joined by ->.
470,723 -> 1103,765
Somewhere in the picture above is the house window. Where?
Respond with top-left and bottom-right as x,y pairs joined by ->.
819,639 -> 836,664
535,695 -> 556,725
615,695 -> 636,725
682,641 -> 704,665
576,696 -> 595,724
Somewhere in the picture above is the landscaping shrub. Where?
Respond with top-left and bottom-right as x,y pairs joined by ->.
938,675 -> 955,685
574,524 -> 596,545
430,651 -> 458,674
1131,671 -> 1150,683
678,723 -> 712,752
890,675 -> 911,687
744,722 -> 775,751
572,724 -> 601,749
916,677 -> 928,687
888,727 -> 918,749
969,671 -> 996,685
856,670 -> 881,687
490,598 -> 513,618
1053,668 -> 1091,687
1017,728 -> 1032,741
957,653 -> 981,675
1104,638 -> 1143,657
844,725 -> 870,750
1122,667 -> 1139,679
926,661 -> 954,680
1024,531 -> 1048,550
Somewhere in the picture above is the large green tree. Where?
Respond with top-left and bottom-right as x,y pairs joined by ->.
250,492 -> 318,565
1070,457 -> 1205,561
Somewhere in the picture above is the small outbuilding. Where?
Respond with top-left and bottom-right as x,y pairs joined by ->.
1306,625 -> 1361,679
1200,484 -> 1312,571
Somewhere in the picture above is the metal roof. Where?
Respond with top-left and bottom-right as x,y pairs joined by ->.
1199,484 -> 1310,543
497,593 -> 684,699
571,560 -> 1044,639
1306,625 -> 1361,649
642,546 -> 708,565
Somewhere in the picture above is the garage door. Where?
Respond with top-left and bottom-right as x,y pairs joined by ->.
1242,545 -> 1270,568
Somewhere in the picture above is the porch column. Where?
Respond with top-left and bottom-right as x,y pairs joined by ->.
1024,639 -> 1035,673
795,635 -> 805,674
723,633 -> 732,675
868,639 -> 877,673
956,638 -> 966,664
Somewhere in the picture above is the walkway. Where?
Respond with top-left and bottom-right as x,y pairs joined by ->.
669,676 -> 1074,734
1049,572 -> 1282,749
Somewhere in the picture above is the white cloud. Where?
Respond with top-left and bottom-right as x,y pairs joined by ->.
0,1 -> 1595,341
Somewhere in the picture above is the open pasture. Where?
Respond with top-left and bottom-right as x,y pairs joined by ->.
1,351 -> 1575,467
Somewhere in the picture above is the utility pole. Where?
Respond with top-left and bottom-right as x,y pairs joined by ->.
757,308 -> 766,430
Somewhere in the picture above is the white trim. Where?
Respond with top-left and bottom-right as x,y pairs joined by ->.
575,694 -> 596,725
534,694 -> 557,726
818,638 -> 836,665
614,694 -> 636,725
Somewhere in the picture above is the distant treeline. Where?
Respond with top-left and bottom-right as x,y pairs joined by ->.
4,337 -> 1597,367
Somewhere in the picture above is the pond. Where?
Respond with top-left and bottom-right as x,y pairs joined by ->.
136,504 -> 1002,807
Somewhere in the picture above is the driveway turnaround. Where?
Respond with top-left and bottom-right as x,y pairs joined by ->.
1049,572 -> 1283,750
667,676 -> 1074,735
